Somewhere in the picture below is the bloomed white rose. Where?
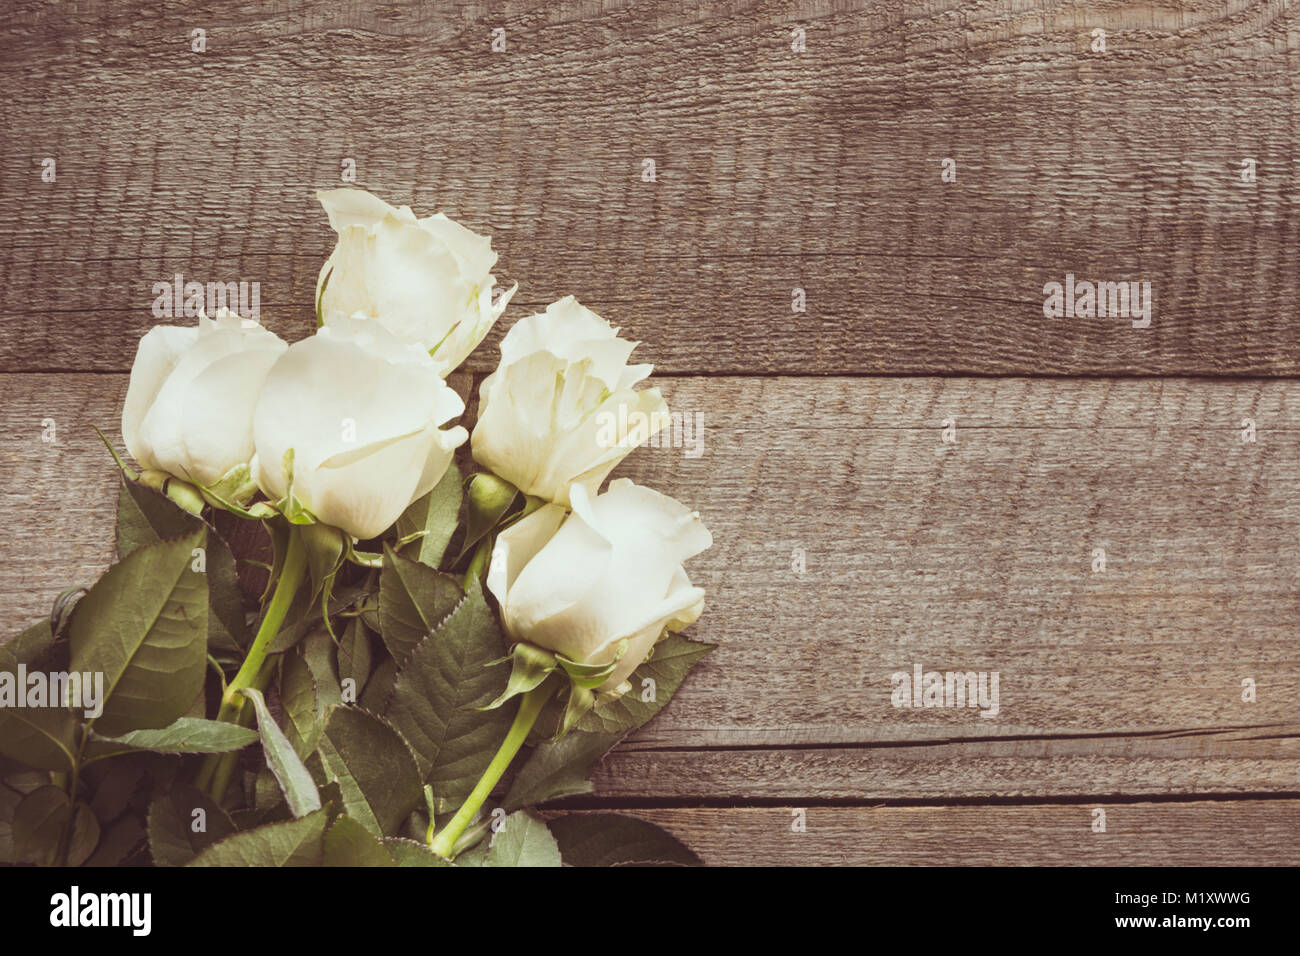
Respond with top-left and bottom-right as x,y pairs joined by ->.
122,308 -> 287,488
471,296 -> 669,507
487,479 -> 712,694
250,316 -> 467,540
315,187 -> 515,374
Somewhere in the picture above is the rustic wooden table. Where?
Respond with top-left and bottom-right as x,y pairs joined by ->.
2,1 -> 1297,865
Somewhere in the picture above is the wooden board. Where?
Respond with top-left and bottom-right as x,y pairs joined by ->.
2,1 -> 1299,374
4,374 -> 1297,810
546,801 -> 1300,866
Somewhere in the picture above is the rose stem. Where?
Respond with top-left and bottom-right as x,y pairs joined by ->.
428,684 -> 553,859
195,528 -> 308,796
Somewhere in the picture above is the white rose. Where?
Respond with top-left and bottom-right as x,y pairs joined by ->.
471,296 -> 669,506
487,478 -> 711,694
315,188 -> 514,373
250,316 -> 467,540
122,308 -> 287,488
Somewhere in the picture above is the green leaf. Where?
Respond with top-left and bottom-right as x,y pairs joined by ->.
316,707 -> 423,838
359,656 -> 398,713
280,631 -> 343,758
86,718 -> 258,758
280,650 -> 321,758
384,837 -> 452,867
87,758 -> 145,822
119,479 -> 249,654
578,634 -> 715,735
396,461 -> 462,568
0,622 -> 77,771
337,617 -> 372,702
270,584 -> 367,655
480,811 -> 561,867
69,526 -> 209,736
187,808 -> 328,866
547,813 -> 702,866
378,548 -> 464,664
384,579 -> 513,812
503,730 -> 623,811
12,785 -> 71,864
0,780 -> 22,862
85,814 -> 146,867
115,475 -> 197,557
67,802 -> 100,866
204,532 -> 249,653
322,815 -> 395,866
147,783 -> 236,866
240,688 -> 322,818
302,631 -> 343,709
253,765 -> 288,815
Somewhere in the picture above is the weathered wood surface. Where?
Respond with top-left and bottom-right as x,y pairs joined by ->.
3,0 -> 1299,864
550,800 -> 1300,866
2,0 -> 1299,374
4,375 -> 1298,810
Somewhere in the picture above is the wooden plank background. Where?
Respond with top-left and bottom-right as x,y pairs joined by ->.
2,0 -> 1298,864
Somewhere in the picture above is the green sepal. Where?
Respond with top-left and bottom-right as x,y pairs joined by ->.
93,425 -> 138,480
557,684 -> 596,739
300,522 -> 346,598
345,543 -> 384,569
510,494 -> 547,525
49,587 -> 85,639
555,640 -> 627,690
197,463 -> 271,517
461,535 -> 494,590
277,449 -> 316,525
299,523 -> 347,640
138,469 -> 204,515
478,643 -> 557,711
316,266 -> 331,328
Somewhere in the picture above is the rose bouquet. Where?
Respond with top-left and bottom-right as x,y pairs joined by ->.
0,189 -> 713,867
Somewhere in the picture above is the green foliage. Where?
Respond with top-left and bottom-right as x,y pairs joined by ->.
187,808 -> 329,866
240,688 -> 321,818
378,547 -> 463,663
0,622 -> 77,771
547,813 -> 702,867
315,706 -> 422,837
148,783 -> 236,866
87,718 -> 259,758
69,525 -> 209,736
479,811 -> 561,867
116,476 -> 247,652
321,814 -> 395,866
504,730 -> 623,810
10,446 -> 713,868
395,462 -> 462,568
383,578 -> 514,812
577,634 -> 715,734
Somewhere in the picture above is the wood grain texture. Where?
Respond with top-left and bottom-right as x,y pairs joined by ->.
2,1 -> 1299,374
3,0 -> 1298,865
549,800 -> 1300,865
3,373 -> 1297,800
